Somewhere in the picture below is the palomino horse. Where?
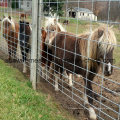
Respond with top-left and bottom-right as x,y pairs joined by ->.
19,20 -> 32,73
42,17 -> 69,81
44,17 -> 76,87
2,16 -> 19,60
48,26 -> 116,120
45,17 -> 66,45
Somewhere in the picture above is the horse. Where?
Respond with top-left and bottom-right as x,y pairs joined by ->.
49,26 -> 116,120
19,20 -> 32,73
42,17 -> 70,81
20,13 -> 27,22
63,20 -> 69,25
1,16 -> 19,61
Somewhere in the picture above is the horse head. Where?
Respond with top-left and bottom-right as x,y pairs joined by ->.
19,21 -> 30,35
45,17 -> 65,46
2,15 -> 15,39
96,26 -> 117,76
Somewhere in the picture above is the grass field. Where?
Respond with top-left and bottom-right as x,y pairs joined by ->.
0,60 -> 74,120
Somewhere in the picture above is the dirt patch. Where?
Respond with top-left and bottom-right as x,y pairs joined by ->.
0,50 -> 119,120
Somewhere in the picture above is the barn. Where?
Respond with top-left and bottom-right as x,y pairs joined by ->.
67,7 -> 97,21
0,0 -> 8,7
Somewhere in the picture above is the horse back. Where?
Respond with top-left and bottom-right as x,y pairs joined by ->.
51,32 -> 84,74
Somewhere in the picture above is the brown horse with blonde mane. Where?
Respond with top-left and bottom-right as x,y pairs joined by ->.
2,16 -> 19,61
48,26 -> 116,120
41,18 -> 67,80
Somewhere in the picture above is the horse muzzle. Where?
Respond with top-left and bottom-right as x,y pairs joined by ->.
104,71 -> 112,76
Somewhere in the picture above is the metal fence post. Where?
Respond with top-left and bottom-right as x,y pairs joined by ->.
30,0 -> 39,90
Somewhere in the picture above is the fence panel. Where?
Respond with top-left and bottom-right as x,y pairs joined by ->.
37,0 -> 120,120
0,0 -> 120,120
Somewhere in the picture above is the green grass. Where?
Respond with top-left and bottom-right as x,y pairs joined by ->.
59,17 -> 99,34
113,27 -> 120,66
0,60 -> 74,120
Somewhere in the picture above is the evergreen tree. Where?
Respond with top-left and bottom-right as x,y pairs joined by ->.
43,0 -> 64,16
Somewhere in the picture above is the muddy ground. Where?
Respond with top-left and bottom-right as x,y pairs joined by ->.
0,49 -> 119,120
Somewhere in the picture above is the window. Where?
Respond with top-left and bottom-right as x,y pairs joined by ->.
27,2 -> 29,7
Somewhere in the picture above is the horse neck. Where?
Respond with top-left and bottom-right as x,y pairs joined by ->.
57,23 -> 65,32
80,32 -> 99,70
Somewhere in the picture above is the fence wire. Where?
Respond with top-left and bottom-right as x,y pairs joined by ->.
0,0 -> 120,120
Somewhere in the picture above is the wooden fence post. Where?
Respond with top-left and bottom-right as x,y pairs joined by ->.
30,0 -> 39,90
37,0 -> 43,82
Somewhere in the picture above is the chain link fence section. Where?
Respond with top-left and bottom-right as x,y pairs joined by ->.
0,0 -> 32,74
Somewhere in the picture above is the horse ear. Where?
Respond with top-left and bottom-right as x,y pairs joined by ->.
3,15 -> 5,18
42,27 -> 46,37
8,16 -> 11,20
54,19 -> 57,25
98,29 -> 104,38
110,25 -> 114,29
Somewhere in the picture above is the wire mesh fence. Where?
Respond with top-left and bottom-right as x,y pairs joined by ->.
0,0 -> 120,120
0,0 -> 32,73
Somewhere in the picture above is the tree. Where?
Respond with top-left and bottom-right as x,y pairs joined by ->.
43,0 -> 64,16
11,0 -> 19,9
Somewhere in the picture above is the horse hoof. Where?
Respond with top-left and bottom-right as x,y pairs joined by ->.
88,107 -> 97,120
55,88 -> 59,92
23,70 -> 27,73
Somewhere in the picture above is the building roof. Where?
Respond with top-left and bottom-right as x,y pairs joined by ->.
67,7 -> 93,13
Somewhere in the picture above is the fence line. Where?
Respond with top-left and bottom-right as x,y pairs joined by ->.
0,0 -> 119,120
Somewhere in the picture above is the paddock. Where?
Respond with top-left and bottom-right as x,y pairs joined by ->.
0,1 -> 120,120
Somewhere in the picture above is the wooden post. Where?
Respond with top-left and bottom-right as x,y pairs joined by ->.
30,0 -> 39,90
37,0 -> 43,82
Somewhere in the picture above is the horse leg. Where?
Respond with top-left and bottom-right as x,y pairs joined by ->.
84,73 -> 97,120
13,42 -> 18,60
65,71 -> 73,87
55,71 -> 60,91
42,66 -> 46,79
68,73 -> 73,87
8,45 -> 12,61
21,50 -> 27,73
54,65 -> 60,91
23,60 -> 27,73
48,63 -> 55,81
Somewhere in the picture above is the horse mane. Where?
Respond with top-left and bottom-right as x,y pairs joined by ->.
88,26 -> 116,69
45,17 -> 66,32
97,26 -> 117,52
2,17 -> 15,31
77,26 -> 117,69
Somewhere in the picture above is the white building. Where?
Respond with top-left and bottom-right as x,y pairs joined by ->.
67,7 -> 97,21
